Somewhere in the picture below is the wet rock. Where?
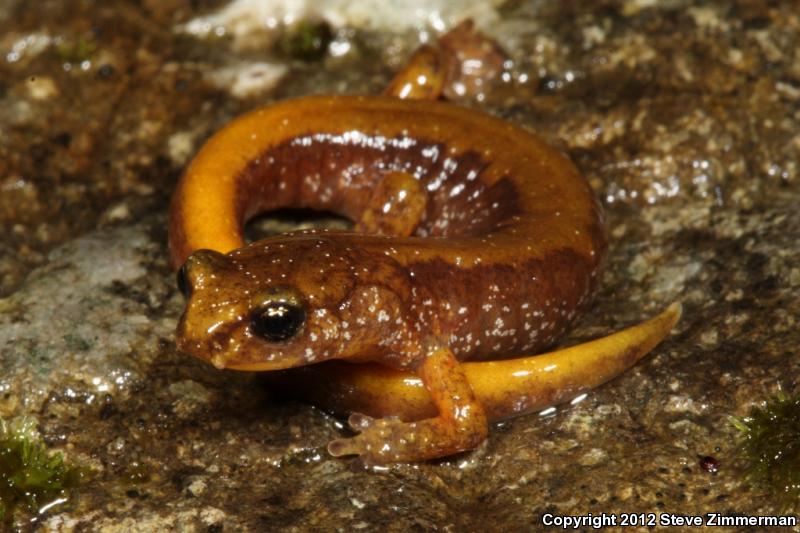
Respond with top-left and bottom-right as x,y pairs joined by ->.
1,0 -> 799,529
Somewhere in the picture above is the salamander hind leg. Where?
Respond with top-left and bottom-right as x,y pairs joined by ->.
327,346 -> 488,463
383,44 -> 445,100
355,171 -> 427,237
383,19 -> 506,102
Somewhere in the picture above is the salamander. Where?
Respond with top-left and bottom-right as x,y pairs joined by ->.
169,22 -> 680,463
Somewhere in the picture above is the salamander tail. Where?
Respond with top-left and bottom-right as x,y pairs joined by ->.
464,302 -> 683,420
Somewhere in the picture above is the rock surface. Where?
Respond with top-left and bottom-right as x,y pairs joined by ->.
1,0 -> 798,530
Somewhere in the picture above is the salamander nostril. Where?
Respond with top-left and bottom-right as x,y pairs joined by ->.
176,262 -> 190,298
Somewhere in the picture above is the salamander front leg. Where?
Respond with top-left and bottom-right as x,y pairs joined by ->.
327,346 -> 488,463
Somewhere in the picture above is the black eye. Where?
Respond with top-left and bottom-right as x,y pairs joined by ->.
176,263 -> 190,298
251,303 -> 305,342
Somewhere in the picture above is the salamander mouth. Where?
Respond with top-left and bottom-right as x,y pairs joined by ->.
177,337 -> 310,371
176,332 -> 311,371
219,358 -> 308,371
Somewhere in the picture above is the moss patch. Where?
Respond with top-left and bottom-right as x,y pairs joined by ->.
0,418 -> 85,523
733,391 -> 800,511
279,20 -> 333,61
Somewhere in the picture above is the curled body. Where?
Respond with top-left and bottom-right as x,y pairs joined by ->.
170,95 -> 605,371
169,23 -> 680,463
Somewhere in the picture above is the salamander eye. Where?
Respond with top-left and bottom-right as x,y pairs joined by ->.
176,263 -> 190,298
251,302 -> 305,342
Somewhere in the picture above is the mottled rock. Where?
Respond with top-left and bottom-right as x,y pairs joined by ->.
1,0 -> 799,530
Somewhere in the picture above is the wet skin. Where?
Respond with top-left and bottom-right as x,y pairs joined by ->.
169,23 -> 680,463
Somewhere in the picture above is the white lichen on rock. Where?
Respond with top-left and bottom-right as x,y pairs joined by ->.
178,0 -> 501,43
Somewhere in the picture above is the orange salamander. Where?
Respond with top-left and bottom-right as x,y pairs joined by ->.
169,22 -> 680,463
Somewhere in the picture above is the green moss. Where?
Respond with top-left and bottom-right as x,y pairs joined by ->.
0,418 -> 85,523
733,391 -> 800,511
279,20 -> 333,61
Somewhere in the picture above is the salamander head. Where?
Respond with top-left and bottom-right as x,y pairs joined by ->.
174,236 -> 411,371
